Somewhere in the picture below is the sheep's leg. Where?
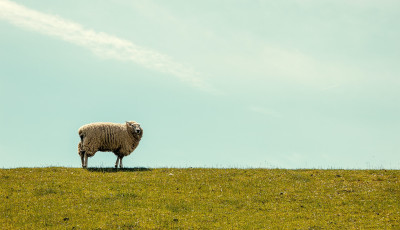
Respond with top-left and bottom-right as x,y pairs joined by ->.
119,156 -> 124,168
115,157 -> 120,168
78,142 -> 85,168
84,152 -> 88,168
80,154 -> 85,168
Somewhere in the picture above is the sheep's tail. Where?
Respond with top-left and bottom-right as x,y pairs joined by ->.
78,129 -> 84,142
78,129 -> 85,156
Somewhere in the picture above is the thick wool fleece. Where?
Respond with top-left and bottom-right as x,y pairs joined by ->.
78,121 -> 143,158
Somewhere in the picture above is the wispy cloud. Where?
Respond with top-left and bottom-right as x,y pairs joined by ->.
0,0 -> 212,91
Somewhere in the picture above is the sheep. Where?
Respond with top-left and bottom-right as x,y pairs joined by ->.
77,121 -> 143,168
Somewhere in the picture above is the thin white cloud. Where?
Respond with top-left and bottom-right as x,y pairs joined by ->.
0,0 -> 211,91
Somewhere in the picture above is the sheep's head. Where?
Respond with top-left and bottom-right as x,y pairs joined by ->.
126,121 -> 143,138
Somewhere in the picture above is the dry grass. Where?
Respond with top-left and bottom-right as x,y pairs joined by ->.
1,167 -> 399,229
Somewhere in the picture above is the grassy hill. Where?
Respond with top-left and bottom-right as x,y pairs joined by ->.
1,167 -> 399,229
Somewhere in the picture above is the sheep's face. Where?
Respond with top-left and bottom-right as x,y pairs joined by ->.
126,121 -> 143,137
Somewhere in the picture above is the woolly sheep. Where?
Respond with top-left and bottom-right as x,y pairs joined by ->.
78,121 -> 143,168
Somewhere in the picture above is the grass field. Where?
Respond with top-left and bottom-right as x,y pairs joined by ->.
0,167 -> 399,229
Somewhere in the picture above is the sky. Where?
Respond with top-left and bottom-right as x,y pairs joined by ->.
1,0 -> 399,169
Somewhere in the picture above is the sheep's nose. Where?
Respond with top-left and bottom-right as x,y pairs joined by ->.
136,130 -> 141,134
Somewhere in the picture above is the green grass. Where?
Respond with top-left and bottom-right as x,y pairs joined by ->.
1,167 -> 399,229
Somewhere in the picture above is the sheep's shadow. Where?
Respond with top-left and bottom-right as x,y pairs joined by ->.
86,167 -> 151,173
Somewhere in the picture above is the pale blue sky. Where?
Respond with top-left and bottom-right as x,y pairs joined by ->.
1,0 -> 399,168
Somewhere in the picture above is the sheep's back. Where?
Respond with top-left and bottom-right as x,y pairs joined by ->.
79,122 -> 125,134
